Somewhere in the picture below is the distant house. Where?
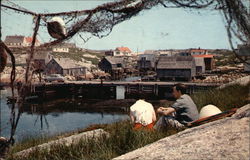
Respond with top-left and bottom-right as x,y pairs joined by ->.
52,43 -> 76,53
32,52 -> 53,72
189,48 -> 214,71
46,58 -> 86,76
159,50 -> 184,56
98,56 -> 125,80
104,50 -> 114,56
98,56 -> 125,71
177,52 -> 191,56
192,55 -> 214,71
4,35 -> 40,47
137,54 -> 156,71
113,47 -> 132,56
190,48 -> 207,55
193,57 -> 205,74
156,55 -> 196,81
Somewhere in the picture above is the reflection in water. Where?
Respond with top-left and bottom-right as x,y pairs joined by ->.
0,88 -> 129,142
34,114 -> 49,130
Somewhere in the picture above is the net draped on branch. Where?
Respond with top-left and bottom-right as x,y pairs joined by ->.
2,0 -> 249,46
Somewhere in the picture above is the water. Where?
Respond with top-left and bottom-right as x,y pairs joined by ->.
0,88 -> 129,142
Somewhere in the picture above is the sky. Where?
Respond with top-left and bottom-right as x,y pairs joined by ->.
1,0 -> 233,52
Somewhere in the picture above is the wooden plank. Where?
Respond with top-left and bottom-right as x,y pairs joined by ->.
189,108 -> 237,127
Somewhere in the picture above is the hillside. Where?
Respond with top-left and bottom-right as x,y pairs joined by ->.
50,49 -> 104,70
6,47 -> 105,70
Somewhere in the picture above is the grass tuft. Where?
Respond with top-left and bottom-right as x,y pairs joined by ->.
7,120 -> 176,160
191,83 -> 250,111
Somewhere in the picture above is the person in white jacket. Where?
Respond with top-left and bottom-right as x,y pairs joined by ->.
130,99 -> 156,130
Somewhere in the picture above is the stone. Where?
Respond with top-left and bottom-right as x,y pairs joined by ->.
0,137 -> 9,158
15,129 -> 109,157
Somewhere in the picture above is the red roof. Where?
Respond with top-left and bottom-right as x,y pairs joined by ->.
116,47 -> 132,53
25,37 -> 40,44
192,54 -> 214,58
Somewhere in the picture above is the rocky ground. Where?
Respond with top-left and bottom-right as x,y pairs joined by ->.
193,71 -> 249,83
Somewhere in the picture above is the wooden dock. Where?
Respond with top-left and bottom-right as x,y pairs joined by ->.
29,81 -> 221,101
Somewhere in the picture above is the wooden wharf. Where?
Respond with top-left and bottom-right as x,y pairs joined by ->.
28,81 -> 221,101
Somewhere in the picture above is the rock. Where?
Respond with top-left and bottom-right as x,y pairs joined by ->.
15,129 -> 109,158
0,137 -> 9,158
113,104 -> 250,160
232,104 -> 250,119
219,75 -> 250,89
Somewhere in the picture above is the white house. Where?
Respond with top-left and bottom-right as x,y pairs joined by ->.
113,47 -> 132,56
52,43 -> 76,53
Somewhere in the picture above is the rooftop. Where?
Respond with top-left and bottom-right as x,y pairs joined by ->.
116,47 -> 132,53
157,56 -> 195,69
54,58 -> 84,69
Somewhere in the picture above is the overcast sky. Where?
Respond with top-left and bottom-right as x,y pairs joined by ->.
1,0 -> 232,52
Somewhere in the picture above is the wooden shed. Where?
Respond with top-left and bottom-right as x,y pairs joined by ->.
32,51 -> 53,72
98,56 -> 125,71
156,55 -> 196,81
98,56 -> 125,80
46,58 -> 86,76
137,54 -> 156,71
193,57 -> 205,75
192,55 -> 214,71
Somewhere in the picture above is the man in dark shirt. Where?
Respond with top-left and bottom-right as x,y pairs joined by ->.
154,83 -> 199,131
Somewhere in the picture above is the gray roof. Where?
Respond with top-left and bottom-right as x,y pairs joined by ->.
157,56 -> 194,69
105,56 -> 124,65
4,35 -> 25,43
54,58 -> 83,69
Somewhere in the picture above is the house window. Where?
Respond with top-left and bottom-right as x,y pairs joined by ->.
117,63 -> 122,67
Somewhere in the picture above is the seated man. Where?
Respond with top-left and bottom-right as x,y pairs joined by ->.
154,83 -> 199,131
130,99 -> 156,130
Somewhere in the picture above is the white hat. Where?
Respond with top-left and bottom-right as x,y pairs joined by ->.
199,104 -> 222,119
